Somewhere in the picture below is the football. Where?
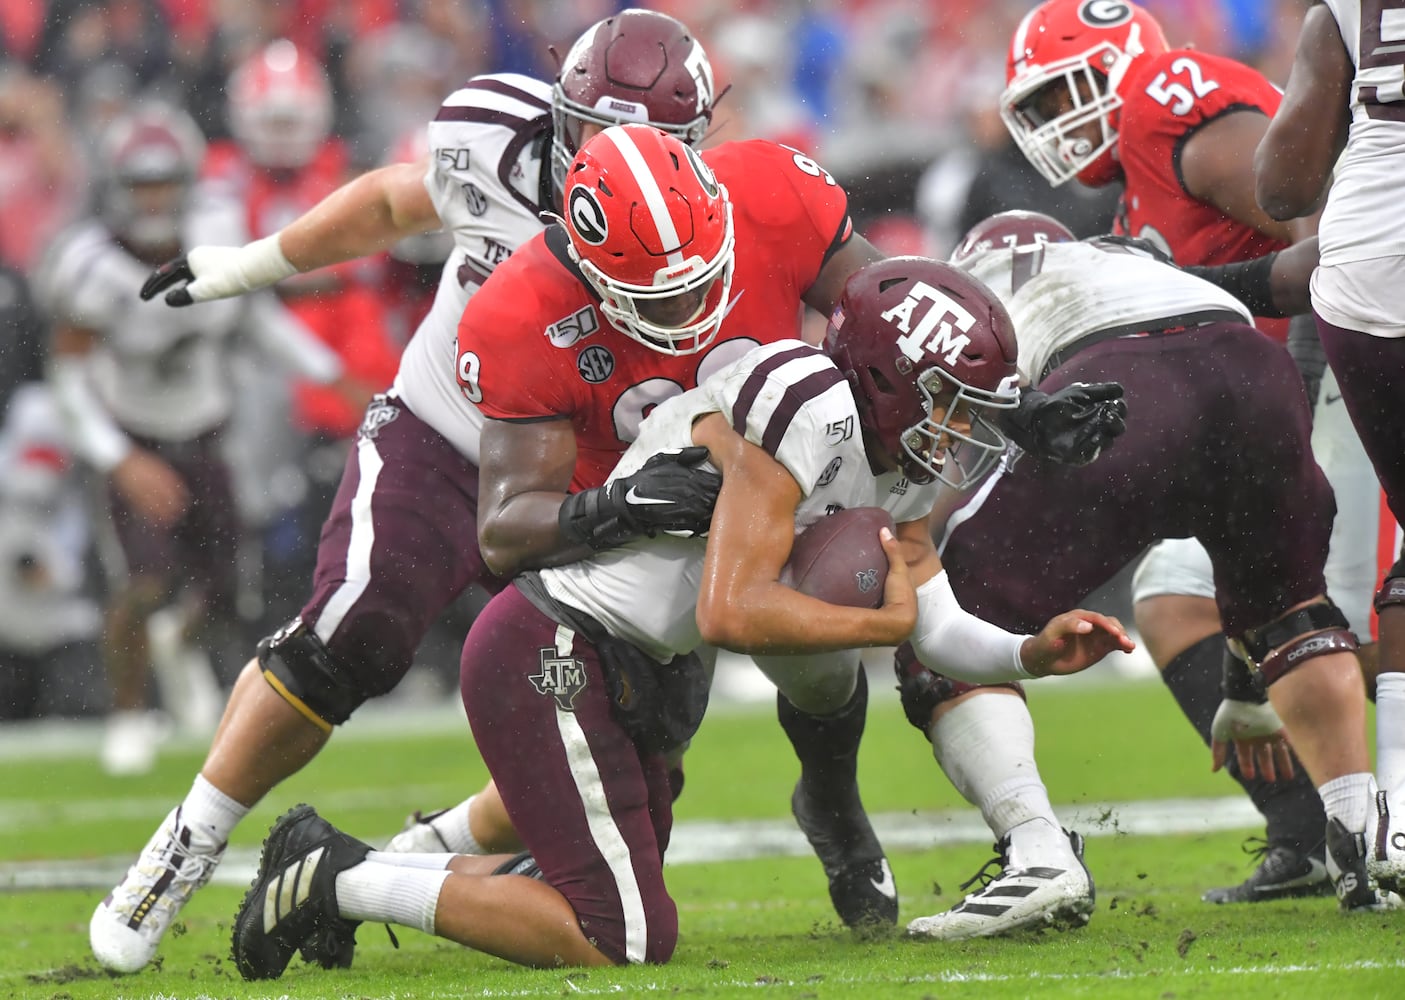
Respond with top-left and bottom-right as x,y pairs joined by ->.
780,507 -> 895,609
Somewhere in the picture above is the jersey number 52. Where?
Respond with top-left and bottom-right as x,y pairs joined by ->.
1144,57 -> 1220,116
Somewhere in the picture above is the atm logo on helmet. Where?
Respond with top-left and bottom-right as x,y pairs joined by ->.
881,281 -> 974,367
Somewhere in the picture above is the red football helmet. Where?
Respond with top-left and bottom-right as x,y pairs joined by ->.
98,103 -> 207,254
560,123 -> 734,356
825,257 -> 1021,489
551,9 -> 716,197
1001,0 -> 1168,187
949,210 -> 1077,266
227,39 -> 333,170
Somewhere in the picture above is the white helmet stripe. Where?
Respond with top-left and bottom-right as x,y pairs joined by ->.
602,126 -> 685,268
1010,8 -> 1037,67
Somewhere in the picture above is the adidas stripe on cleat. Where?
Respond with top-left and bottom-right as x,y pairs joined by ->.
232,804 -> 371,980
907,830 -> 1095,941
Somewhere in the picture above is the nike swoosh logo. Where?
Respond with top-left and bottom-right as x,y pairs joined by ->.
870,859 -> 897,898
720,289 -> 746,322
625,486 -> 672,506
1324,393 -> 1343,405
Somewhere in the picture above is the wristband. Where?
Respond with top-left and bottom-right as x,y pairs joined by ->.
558,485 -> 639,551
1184,253 -> 1280,318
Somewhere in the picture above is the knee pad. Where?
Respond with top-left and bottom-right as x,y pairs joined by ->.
894,642 -> 1024,734
1232,600 -> 1359,686
1374,558 -> 1405,612
257,618 -> 368,731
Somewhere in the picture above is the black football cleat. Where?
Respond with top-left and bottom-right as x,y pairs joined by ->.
232,804 -> 371,980
1326,817 -> 1402,913
791,780 -> 897,929
1201,838 -> 1331,904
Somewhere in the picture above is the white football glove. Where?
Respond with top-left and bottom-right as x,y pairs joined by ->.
139,235 -> 297,306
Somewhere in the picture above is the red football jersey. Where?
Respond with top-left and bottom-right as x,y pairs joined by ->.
457,139 -> 852,491
1113,49 -> 1287,264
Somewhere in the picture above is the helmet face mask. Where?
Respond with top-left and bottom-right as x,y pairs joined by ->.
900,367 -> 1014,488
1000,0 -> 1169,187
825,257 -> 1022,491
563,124 -> 734,356
550,9 -> 715,200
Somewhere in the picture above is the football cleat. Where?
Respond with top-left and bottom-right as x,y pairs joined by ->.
382,807 -> 459,854
1325,815 -> 1401,913
232,804 -> 371,980
791,780 -> 898,929
1201,838 -> 1331,904
906,830 -> 1095,941
1368,790 -> 1405,894
90,807 -> 225,973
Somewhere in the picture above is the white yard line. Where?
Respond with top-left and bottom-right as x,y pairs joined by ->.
0,795 -> 1260,891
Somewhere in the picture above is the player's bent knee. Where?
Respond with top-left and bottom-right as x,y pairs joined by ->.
1233,600 -> 1359,687
894,642 -> 1024,734
257,619 -> 368,732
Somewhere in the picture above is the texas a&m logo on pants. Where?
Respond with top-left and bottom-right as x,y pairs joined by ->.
530,649 -> 587,711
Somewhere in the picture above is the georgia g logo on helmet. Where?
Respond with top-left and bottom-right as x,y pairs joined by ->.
1079,0 -> 1134,27
680,143 -> 720,199
567,186 -> 609,246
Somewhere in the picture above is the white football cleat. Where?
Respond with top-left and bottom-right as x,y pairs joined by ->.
382,797 -> 493,855
90,807 -> 224,973
99,709 -> 168,777
907,830 -> 1095,941
1368,790 -> 1405,895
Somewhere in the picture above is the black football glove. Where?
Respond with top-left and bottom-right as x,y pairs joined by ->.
559,446 -> 722,550
1002,381 -> 1128,467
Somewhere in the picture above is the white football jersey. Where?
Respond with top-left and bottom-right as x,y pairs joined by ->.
36,201 -> 254,440
392,73 -> 556,463
962,240 -> 1251,383
541,340 -> 939,662
1311,0 -> 1405,335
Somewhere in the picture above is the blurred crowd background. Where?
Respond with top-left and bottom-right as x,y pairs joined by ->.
0,0 -> 1312,735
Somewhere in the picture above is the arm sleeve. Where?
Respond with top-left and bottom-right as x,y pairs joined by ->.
48,355 -> 131,472
909,570 -> 1033,683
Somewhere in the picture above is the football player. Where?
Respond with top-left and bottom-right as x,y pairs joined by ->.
89,11 -> 735,974
903,211 -> 1396,940
97,10 -> 961,972
37,104 -> 358,777
226,253 -> 1134,979
1254,0 -> 1405,894
996,0 -> 1384,902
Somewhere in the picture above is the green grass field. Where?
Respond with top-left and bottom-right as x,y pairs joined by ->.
3,675 -> 1401,999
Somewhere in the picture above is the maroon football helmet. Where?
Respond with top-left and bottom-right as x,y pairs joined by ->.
825,257 -> 1021,489
949,210 -> 1076,266
551,9 -> 716,196
98,103 -> 207,255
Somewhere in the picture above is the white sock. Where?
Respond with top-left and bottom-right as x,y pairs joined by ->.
336,861 -> 449,933
1376,672 -> 1405,799
928,692 -> 1063,841
366,850 -> 456,870
178,774 -> 248,850
1318,772 -> 1375,833
428,796 -> 486,855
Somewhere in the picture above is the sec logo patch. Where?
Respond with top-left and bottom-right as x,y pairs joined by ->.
577,345 -> 615,383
